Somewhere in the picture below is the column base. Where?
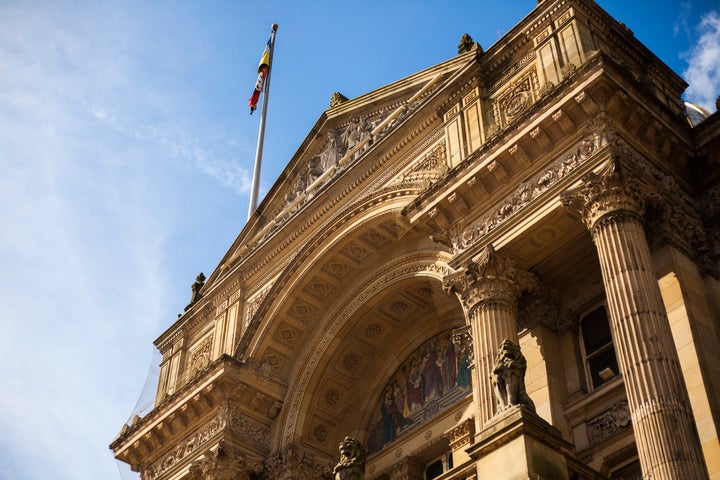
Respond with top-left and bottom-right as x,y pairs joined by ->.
466,406 -> 601,480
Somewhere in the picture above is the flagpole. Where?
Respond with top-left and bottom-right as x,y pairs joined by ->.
248,23 -> 278,221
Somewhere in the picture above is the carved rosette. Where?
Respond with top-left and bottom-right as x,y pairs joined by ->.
443,245 -> 538,313
187,441 -> 251,480
560,158 -> 646,232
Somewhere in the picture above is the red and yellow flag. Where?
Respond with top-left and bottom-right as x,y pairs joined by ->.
249,37 -> 272,114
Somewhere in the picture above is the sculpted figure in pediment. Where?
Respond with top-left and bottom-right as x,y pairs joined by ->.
320,129 -> 343,171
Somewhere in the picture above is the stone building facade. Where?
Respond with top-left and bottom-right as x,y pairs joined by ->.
111,0 -> 720,479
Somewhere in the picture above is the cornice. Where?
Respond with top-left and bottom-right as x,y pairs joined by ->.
110,355 -> 287,457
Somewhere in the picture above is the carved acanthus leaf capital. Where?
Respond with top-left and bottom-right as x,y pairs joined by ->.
443,245 -> 538,312
561,158 -> 647,231
188,441 -> 251,480
260,445 -> 332,480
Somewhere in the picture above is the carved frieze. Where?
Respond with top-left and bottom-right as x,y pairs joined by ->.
226,400 -> 271,449
587,399 -> 631,446
445,417 -> 475,451
391,142 -> 448,190
142,414 -> 225,480
282,80 -> 443,217
453,124 -> 608,253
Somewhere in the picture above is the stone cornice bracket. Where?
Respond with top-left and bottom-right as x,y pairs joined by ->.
442,244 -> 538,314
560,157 -> 647,233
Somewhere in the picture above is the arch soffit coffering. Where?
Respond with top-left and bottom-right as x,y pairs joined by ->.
275,248 -> 458,452
239,190 -> 429,362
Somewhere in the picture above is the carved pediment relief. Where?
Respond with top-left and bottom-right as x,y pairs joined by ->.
388,141 -> 449,191
224,72 -> 450,268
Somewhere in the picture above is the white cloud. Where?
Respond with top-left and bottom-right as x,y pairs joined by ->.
683,9 -> 720,111
0,2 -> 250,479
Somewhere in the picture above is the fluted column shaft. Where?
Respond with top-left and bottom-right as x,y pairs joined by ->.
471,298 -> 518,424
562,160 -> 708,480
444,245 -> 537,426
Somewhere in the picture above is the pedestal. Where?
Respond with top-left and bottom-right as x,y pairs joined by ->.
467,406 -> 575,480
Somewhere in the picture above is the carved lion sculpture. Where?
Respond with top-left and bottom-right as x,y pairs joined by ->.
333,436 -> 366,480
491,339 -> 535,414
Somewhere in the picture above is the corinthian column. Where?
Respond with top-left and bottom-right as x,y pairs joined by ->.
562,159 -> 708,480
443,245 -> 537,426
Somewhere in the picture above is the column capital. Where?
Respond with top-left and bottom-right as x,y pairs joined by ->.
443,245 -> 538,312
561,158 -> 646,232
188,441 -> 251,480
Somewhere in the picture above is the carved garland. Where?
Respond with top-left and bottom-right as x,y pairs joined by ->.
142,414 -> 224,480
452,122 -> 609,253
587,399 -> 631,446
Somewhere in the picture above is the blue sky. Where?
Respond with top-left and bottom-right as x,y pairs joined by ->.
0,1 -> 718,479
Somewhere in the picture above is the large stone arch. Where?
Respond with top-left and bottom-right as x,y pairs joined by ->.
234,187 -> 467,458
277,249 -> 463,453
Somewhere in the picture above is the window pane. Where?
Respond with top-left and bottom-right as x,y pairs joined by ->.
425,459 -> 444,480
581,306 -> 612,353
588,346 -> 619,388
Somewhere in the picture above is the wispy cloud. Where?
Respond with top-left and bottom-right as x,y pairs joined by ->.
0,2 -> 252,478
674,2 -> 693,39
683,9 -> 720,111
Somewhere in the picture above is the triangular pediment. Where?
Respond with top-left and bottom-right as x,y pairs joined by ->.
214,51 -> 478,277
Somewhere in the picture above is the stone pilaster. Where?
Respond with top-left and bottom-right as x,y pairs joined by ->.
562,159 -> 709,480
443,245 -> 537,426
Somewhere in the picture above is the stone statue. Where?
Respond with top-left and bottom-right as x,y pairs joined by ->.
458,33 -> 481,54
491,339 -> 535,413
333,437 -> 366,480
184,272 -> 206,311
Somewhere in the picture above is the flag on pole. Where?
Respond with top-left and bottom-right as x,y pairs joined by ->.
249,36 -> 272,114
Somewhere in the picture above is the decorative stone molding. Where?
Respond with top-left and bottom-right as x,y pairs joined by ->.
387,457 -> 423,480
560,157 -> 646,232
390,142 -> 448,190
226,400 -> 271,449
517,286 -> 563,332
443,245 -> 538,313
452,125 -> 608,253
245,282 -> 274,328
187,441 -> 251,480
445,417 -> 476,451
187,335 -> 213,379
142,414 -> 225,480
587,399 -> 631,446
260,445 -> 332,480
